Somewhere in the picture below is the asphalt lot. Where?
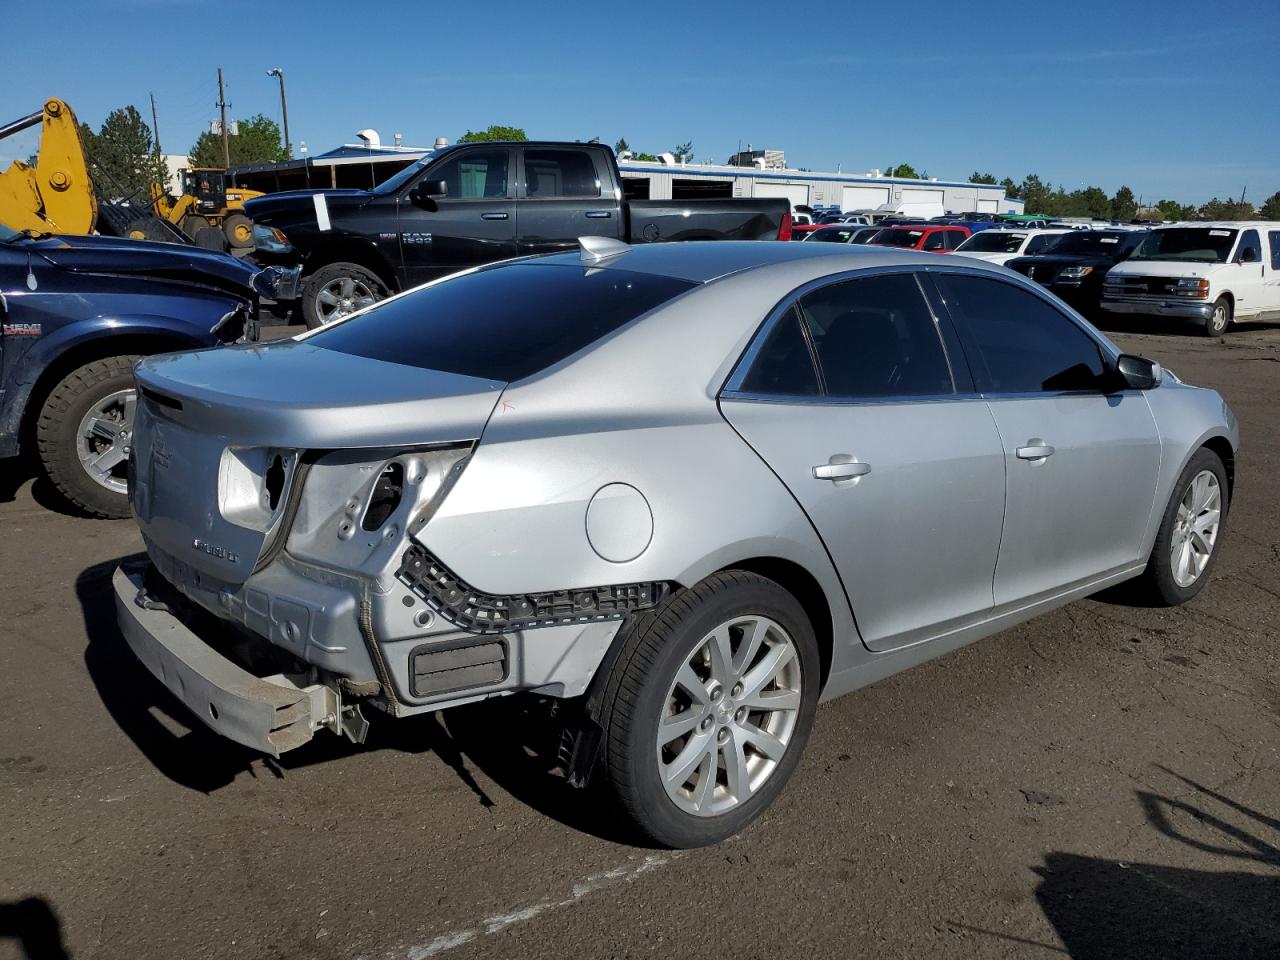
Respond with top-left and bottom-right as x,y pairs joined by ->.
2,318 -> 1278,960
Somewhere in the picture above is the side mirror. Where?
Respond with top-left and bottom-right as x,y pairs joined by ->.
1238,247 -> 1259,264
1116,353 -> 1162,391
409,179 -> 448,204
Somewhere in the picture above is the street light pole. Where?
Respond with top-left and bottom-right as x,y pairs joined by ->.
266,68 -> 290,157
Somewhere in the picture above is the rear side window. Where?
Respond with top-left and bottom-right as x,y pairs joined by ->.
737,306 -> 820,396
797,273 -> 954,398
307,263 -> 695,382
935,274 -> 1107,393
1270,231 -> 1280,271
524,149 -> 601,198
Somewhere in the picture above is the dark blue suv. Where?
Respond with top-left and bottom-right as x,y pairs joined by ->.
0,224 -> 297,517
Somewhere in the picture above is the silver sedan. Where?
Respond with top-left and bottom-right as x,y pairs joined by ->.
115,240 -> 1238,847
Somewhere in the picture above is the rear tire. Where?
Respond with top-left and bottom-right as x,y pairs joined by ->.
300,262 -> 388,329
1205,296 -> 1231,337
1133,448 -> 1229,606
222,212 -> 253,249
181,214 -> 212,239
35,356 -> 140,519
598,571 -> 820,848
193,226 -> 227,251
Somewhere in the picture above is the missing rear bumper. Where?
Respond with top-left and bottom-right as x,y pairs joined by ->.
113,563 -> 363,757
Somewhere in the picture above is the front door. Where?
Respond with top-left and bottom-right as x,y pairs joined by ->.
720,271 -> 1006,652
932,272 -> 1163,606
398,146 -> 517,287
516,147 -> 619,256
1229,228 -> 1267,318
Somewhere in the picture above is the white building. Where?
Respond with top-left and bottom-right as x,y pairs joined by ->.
618,158 -> 1023,215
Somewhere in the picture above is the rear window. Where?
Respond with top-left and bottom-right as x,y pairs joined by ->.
872,229 -> 925,248
958,232 -> 1027,253
808,227 -> 855,242
307,263 -> 696,381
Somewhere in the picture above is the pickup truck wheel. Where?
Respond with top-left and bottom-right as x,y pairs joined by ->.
35,355 -> 140,519
1205,296 -> 1231,337
598,571 -> 819,848
301,263 -> 387,329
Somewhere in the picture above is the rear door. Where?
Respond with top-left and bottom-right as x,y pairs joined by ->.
720,270 -> 1006,652
398,146 -> 517,286
515,147 -> 620,256
1266,231 -> 1280,316
931,272 -> 1162,607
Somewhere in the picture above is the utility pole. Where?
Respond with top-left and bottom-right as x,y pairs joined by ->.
217,67 -> 230,169
266,68 -> 291,157
149,91 -> 162,156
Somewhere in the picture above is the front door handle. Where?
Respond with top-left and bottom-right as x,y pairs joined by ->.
585,210 -> 613,219
481,211 -> 509,220
813,455 -> 871,482
1016,439 -> 1055,460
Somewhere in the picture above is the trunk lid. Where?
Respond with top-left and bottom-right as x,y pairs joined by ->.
131,339 -> 504,585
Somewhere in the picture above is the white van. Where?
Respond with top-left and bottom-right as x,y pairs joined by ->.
1102,222 -> 1280,335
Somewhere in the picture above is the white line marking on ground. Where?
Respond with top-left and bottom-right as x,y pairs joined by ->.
385,854 -> 678,959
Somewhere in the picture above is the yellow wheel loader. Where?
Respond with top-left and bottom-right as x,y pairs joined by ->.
150,169 -> 264,250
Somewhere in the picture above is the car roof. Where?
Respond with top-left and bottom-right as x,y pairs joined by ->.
530,240 -> 1006,284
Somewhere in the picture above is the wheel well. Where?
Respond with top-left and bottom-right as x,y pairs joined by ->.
19,334 -> 197,447
304,241 -> 398,291
1201,436 -> 1236,502
718,557 -> 833,689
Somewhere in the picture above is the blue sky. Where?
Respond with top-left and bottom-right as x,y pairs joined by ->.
5,0 -> 1276,204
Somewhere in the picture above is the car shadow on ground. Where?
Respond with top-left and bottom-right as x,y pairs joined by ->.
0,455 -> 69,515
1029,768 -> 1280,958
77,556 -> 640,845
0,896 -> 71,960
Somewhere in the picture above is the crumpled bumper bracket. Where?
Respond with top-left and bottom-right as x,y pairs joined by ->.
113,564 -> 341,757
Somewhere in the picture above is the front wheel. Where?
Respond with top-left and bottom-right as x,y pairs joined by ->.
222,212 -> 253,249
1134,448 -> 1229,605
35,355 -> 141,518
300,262 -> 388,330
1205,296 -> 1231,337
598,571 -> 820,848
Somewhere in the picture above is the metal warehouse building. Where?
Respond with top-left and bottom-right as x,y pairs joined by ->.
618,159 -> 1024,215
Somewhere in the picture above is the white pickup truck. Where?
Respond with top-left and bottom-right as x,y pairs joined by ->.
1102,222 -> 1280,336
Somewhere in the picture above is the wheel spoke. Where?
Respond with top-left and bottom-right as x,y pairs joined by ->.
723,731 -> 750,801
706,625 -> 734,686
659,706 -> 706,744
690,752 -> 716,813
739,724 -> 788,762
1193,512 -> 1218,536
122,391 -> 137,426
733,618 -> 768,676
740,642 -> 796,701
741,686 -> 801,712
1178,539 -> 1195,583
338,277 -> 355,297
87,416 -> 121,442
674,663 -> 711,706
90,445 -> 126,474
317,288 -> 338,306
664,730 -> 713,787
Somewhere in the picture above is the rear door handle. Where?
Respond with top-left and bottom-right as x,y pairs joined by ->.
1016,439 -> 1055,460
585,210 -> 613,219
481,212 -> 509,220
813,455 -> 871,482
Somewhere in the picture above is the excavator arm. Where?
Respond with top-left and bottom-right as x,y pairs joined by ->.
0,98 -> 96,234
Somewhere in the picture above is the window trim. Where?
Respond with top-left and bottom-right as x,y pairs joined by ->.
721,265 -> 970,405
923,268 -> 1128,399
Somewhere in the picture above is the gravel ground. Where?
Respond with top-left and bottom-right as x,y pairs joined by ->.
1,317 -> 1277,960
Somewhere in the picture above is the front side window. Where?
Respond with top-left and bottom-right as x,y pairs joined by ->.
1024,233 -> 1063,255
1236,229 -> 1262,263
524,149 -> 601,198
796,273 -> 953,398
430,149 -> 509,200
935,274 -> 1108,393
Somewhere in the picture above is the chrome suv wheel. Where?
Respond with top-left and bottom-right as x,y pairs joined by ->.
600,571 -> 820,848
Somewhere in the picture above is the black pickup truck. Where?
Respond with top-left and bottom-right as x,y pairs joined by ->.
244,142 -> 792,327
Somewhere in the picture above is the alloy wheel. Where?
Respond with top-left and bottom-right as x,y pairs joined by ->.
76,388 -> 135,494
656,615 -> 802,817
315,275 -> 378,324
1170,469 -> 1221,588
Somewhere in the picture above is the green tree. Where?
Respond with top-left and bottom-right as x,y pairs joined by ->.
1018,174 -> 1052,214
1078,186 -> 1111,220
631,151 -> 659,162
671,140 -> 694,163
188,113 -> 289,169
614,137 -> 629,155
1111,185 -> 1137,221
457,124 -> 527,143
1260,191 -> 1280,220
83,106 -> 167,201
1198,197 -> 1254,220
969,171 -> 997,184
885,162 -> 920,179
1000,176 -> 1020,200
1155,199 -> 1193,221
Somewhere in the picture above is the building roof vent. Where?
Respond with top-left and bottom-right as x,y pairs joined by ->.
658,152 -> 676,166
356,128 -> 381,148
434,137 -> 449,149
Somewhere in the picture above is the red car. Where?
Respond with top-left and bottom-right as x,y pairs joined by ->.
869,224 -> 970,252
